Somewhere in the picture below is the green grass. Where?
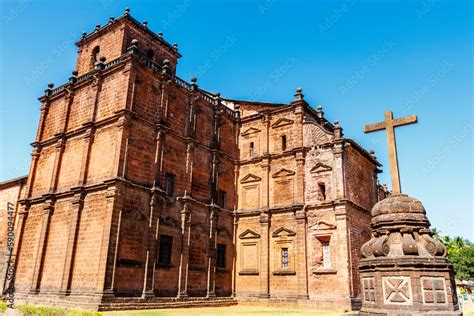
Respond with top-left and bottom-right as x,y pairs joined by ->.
0,304 -> 102,316
104,306 -> 345,316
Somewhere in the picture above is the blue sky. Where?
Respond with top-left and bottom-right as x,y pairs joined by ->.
0,0 -> 472,239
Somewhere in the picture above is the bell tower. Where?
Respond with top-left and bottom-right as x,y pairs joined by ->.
75,8 -> 181,75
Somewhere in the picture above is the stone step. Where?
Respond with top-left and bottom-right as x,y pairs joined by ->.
98,298 -> 238,311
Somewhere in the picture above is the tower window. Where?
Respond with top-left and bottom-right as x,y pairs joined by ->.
165,174 -> 175,198
318,182 -> 326,201
147,49 -> 155,60
322,242 -> 331,268
90,46 -> 100,70
249,142 -> 254,158
218,190 -> 227,209
281,247 -> 289,268
281,135 -> 287,151
216,244 -> 226,269
158,235 -> 173,266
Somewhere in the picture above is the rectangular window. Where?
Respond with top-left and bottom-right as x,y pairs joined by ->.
218,190 -> 227,209
165,174 -> 175,198
322,242 -> 331,268
318,182 -> 326,201
282,135 -> 287,151
158,235 -> 173,266
281,247 -> 289,269
216,244 -> 226,269
249,142 -> 254,158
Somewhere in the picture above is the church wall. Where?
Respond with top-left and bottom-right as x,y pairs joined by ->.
215,212 -> 234,296
235,216 -> 261,296
69,191 -> 108,294
346,203 -> 371,298
96,69 -> 129,121
39,198 -> 71,293
56,136 -> 84,191
344,146 -> 378,211
42,97 -> 67,141
30,145 -> 56,196
307,207 -> 348,299
114,187 -> 148,295
268,213 -> 299,297
66,84 -> 95,132
125,120 -> 156,186
86,126 -> 118,185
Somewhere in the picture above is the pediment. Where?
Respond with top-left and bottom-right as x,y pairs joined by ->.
122,208 -> 147,221
309,220 -> 337,231
272,168 -> 295,178
160,216 -> 180,228
271,118 -> 294,129
241,174 -> 262,184
310,163 -> 332,174
241,127 -> 261,137
239,229 -> 260,239
272,227 -> 296,238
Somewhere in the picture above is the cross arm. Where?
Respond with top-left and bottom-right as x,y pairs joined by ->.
393,115 -> 418,127
364,121 -> 386,133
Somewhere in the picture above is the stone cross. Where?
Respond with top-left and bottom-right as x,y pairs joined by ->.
364,111 -> 417,194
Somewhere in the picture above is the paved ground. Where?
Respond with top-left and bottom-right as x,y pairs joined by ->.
104,306 -> 346,316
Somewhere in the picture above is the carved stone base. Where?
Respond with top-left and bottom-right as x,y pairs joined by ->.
359,257 -> 461,315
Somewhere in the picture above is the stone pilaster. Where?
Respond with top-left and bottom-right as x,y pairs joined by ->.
259,212 -> 270,298
334,141 -> 345,199
206,206 -> 218,297
97,185 -> 122,298
177,204 -> 191,298
59,190 -> 84,294
295,209 -> 309,299
30,198 -> 54,293
142,191 -> 162,298
295,152 -> 305,204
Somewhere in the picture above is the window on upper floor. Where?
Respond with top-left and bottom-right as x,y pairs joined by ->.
249,142 -> 254,158
281,135 -> 287,151
318,182 -> 327,201
281,247 -> 289,269
218,190 -> 227,209
165,174 -> 175,198
216,244 -> 227,269
147,49 -> 155,60
90,46 -> 100,70
322,242 -> 331,268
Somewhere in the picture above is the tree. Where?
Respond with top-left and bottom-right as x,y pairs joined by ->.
431,228 -> 474,281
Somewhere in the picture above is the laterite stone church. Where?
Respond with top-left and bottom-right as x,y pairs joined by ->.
0,10 -> 389,311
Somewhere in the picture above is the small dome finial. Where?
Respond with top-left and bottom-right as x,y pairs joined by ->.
47,82 -> 54,89
191,77 -> 197,84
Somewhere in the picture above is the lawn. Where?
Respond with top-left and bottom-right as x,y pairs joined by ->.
104,306 -> 346,316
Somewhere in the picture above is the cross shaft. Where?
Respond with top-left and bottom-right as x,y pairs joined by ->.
364,111 -> 417,194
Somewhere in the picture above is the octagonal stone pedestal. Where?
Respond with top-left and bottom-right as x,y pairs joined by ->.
358,194 -> 461,315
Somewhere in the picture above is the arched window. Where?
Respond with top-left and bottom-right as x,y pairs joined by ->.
146,49 -> 155,60
90,46 -> 100,70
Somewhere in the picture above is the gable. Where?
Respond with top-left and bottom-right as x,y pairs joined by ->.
239,229 -> 260,239
310,163 -> 333,174
309,220 -> 337,231
272,227 -> 296,238
241,127 -> 261,137
272,168 -> 295,178
271,118 -> 294,129
241,173 -> 262,184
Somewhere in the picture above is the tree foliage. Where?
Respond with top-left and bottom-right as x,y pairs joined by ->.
432,228 -> 474,281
